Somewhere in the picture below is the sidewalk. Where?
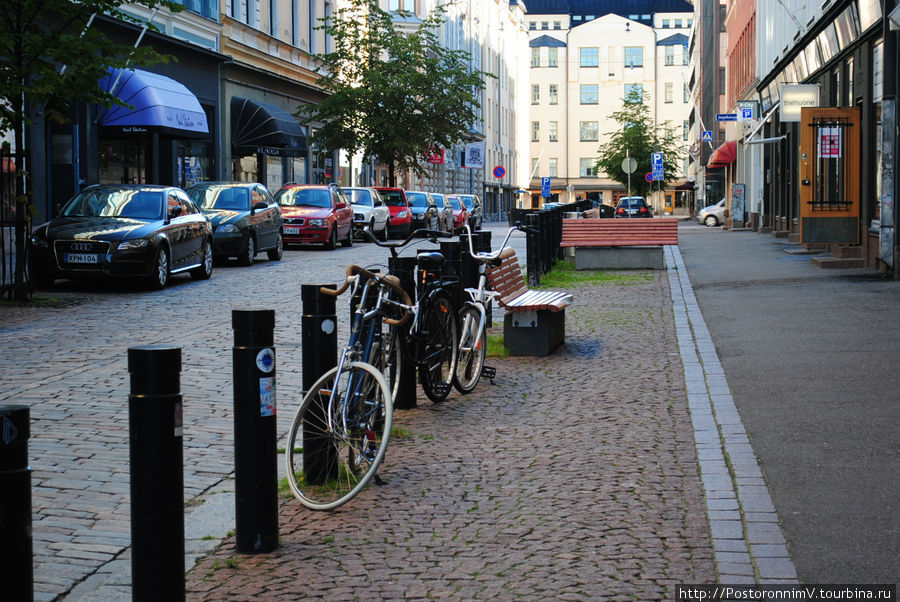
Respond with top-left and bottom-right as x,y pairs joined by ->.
183,241 -> 789,598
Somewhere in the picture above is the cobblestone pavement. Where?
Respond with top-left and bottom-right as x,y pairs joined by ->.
2,223 -> 794,600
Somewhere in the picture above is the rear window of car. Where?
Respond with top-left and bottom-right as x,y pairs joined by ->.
406,192 -> 430,208
347,189 -> 373,206
459,195 -> 474,209
618,197 -> 647,208
275,187 -> 331,208
448,197 -> 462,210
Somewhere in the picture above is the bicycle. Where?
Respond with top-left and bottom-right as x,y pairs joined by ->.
363,227 -> 460,403
284,265 -> 412,510
453,223 -> 525,394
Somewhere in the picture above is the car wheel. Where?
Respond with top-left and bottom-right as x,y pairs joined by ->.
379,217 -> 389,241
238,235 -> 256,266
267,231 -> 284,261
341,224 -> 353,247
148,246 -> 169,290
191,239 -> 213,280
704,215 -> 718,227
324,226 -> 337,250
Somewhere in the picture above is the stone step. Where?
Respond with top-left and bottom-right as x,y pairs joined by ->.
811,256 -> 865,269
833,245 -> 863,259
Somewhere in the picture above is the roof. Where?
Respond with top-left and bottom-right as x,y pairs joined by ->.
526,0 -> 692,16
657,33 -> 689,46
529,34 -> 567,47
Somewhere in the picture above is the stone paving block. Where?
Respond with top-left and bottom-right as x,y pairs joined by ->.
755,557 -> 798,580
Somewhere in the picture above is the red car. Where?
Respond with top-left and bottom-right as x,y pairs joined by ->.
373,187 -> 411,239
446,195 -> 471,229
275,184 -> 353,249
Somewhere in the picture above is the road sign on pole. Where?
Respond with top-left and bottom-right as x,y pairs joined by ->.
541,177 -> 551,198
645,172 -> 654,183
702,131 -> 713,142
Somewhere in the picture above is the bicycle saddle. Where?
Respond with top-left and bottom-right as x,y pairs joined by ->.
416,252 -> 445,269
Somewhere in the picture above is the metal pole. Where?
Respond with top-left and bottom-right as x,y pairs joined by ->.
231,310 -> 278,554
127,345 -> 184,601
0,405 -> 32,601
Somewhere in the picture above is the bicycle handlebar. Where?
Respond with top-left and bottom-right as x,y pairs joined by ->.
457,222 -> 529,263
360,227 -> 454,257
320,265 -> 413,326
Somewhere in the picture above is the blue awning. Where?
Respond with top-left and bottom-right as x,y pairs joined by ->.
98,68 -> 209,137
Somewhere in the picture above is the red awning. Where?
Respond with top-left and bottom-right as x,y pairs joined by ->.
707,140 -> 737,169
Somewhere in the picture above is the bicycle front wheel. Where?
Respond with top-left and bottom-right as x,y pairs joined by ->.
418,291 -> 458,403
284,361 -> 393,511
454,304 -> 486,394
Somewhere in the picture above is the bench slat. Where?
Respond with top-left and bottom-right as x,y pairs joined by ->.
486,248 -> 572,313
560,218 -> 679,247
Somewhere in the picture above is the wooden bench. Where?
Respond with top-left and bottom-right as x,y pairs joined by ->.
560,218 -> 679,270
486,247 -> 573,356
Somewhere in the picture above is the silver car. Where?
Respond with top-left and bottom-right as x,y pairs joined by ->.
346,187 -> 390,240
697,198 -> 726,227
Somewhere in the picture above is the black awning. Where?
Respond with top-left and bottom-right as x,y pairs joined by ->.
231,97 -> 307,157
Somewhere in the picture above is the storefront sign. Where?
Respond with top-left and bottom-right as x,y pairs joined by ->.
780,84 -> 820,122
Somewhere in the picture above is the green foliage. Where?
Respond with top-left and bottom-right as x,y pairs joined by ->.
594,89 -> 684,198
302,0 -> 491,181
539,260 -> 654,288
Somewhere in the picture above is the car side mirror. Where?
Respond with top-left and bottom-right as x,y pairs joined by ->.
335,202 -> 347,210
168,206 -> 183,219
251,200 -> 268,213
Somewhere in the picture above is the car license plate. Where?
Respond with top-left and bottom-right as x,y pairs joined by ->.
64,253 -> 99,264
284,226 -> 300,235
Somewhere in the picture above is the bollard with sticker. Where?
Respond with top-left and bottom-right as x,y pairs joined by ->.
0,404 -> 32,601
232,309 -> 278,554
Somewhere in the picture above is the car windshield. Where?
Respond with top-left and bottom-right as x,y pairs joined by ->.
406,192 -> 430,208
379,191 -> 406,207
276,188 -> 331,208
189,185 -> 250,211
61,189 -> 163,220
347,189 -> 373,207
459,196 -> 474,209
448,197 -> 462,210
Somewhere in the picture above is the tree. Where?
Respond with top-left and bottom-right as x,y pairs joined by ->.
0,0 -> 180,301
302,0 -> 490,186
595,88 -> 684,199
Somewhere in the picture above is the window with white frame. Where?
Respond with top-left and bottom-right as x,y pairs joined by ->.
580,121 -> 598,141
548,47 -> 558,67
532,84 -> 540,104
549,121 -> 558,142
665,46 -> 675,66
549,158 -> 558,177
665,82 -> 673,103
579,158 -> 598,177
531,121 -> 540,142
531,47 -> 541,67
624,46 -> 643,68
549,84 -> 558,104
580,84 -> 599,104
580,47 -> 599,67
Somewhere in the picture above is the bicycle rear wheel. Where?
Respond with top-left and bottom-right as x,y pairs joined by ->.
284,361 -> 392,510
454,304 -> 486,394
418,291 -> 458,402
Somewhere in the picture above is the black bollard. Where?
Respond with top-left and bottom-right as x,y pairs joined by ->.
0,405 -> 32,601
127,346 -> 184,601
388,256 -> 418,410
526,212 -> 542,287
301,286 -> 338,483
232,310 -> 278,554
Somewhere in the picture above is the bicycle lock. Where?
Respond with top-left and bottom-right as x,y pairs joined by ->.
232,309 -> 279,554
127,345 -> 185,600
0,404 -> 32,600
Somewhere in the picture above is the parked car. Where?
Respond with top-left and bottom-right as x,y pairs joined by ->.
697,197 -> 726,227
430,192 -> 454,232
452,194 -> 483,229
406,190 -> 440,231
373,187 -> 412,239
446,195 -> 470,230
275,184 -> 353,249
614,196 -> 653,218
186,181 -> 283,265
29,184 -> 213,289
345,187 -> 390,241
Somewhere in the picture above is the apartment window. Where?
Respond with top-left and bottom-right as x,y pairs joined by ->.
665,82 -> 673,103
541,21 -> 549,29
662,19 -> 671,28
683,120 -> 689,141
178,0 -> 217,19
624,83 -> 643,101
683,83 -> 690,103
531,158 -> 539,174
531,121 -> 540,142
532,84 -> 540,104
529,22 -> 536,30
580,84 -> 599,104
687,19 -> 693,28
549,84 -> 558,105
580,121 -> 599,141
549,158 -> 558,177
683,46 -> 689,66
548,121 -> 558,142
531,47 -> 541,68
624,47 -> 643,68
553,21 -> 561,30
580,158 -> 598,177
675,19 -> 682,28
665,46 -> 675,66
548,47 -> 558,67
580,47 -> 599,67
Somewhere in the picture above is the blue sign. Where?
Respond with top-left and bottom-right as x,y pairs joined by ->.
652,170 -> 664,181
702,130 -> 713,142
541,177 -> 551,198
651,152 -> 663,169
493,165 -> 506,179
741,108 -> 753,120
716,113 -> 738,122
645,172 -> 654,183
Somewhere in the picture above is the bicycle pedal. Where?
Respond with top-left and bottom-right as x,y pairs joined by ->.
482,366 -> 497,380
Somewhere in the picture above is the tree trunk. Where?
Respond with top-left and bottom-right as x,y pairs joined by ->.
388,163 -> 395,188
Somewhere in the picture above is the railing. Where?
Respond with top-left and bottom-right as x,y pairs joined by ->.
1,151 -> 31,300
509,200 -> 593,286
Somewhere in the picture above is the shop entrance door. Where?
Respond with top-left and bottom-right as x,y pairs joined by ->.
798,107 -> 860,244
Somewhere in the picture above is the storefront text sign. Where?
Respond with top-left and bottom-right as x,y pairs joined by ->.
780,84 -> 820,122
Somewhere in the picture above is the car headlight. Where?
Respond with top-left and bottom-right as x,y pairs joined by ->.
397,211 -> 408,219
308,218 -> 326,227
216,223 -> 239,233
118,239 -> 149,250
30,235 -> 49,248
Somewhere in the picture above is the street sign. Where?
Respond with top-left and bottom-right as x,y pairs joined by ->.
702,131 -> 713,142
493,165 -> 505,179
541,177 -> 551,198
716,113 -> 738,122
621,157 -> 637,174
737,100 -> 759,121
651,152 -> 663,169
645,172 -> 654,183
741,107 -> 753,120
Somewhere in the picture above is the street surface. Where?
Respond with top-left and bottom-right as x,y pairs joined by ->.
1,221 -> 896,599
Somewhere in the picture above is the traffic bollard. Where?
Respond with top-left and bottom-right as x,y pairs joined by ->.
301,285 -> 338,483
232,309 -> 278,554
0,404 -> 32,601
388,256 -> 417,410
526,212 -> 542,287
127,345 -> 185,601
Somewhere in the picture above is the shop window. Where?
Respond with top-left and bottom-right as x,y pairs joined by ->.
178,141 -> 211,189
99,139 -> 149,185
